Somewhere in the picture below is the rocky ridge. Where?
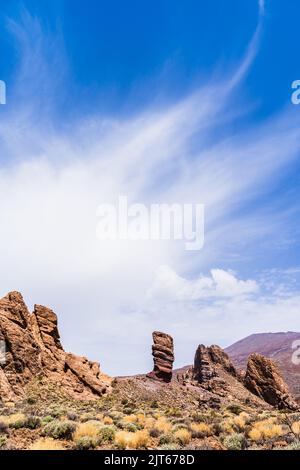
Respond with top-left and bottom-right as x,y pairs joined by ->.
0,292 -> 109,403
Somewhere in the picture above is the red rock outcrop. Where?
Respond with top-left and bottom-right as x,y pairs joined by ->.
0,292 -> 109,403
244,353 -> 298,410
147,331 -> 174,382
193,344 -> 237,383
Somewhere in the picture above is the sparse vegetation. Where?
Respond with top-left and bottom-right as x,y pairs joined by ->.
42,419 -> 76,440
0,376 -> 297,451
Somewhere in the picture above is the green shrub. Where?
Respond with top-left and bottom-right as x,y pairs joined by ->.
99,425 -> 116,442
123,407 -> 134,415
42,420 -> 76,440
74,436 -> 98,450
192,413 -> 209,423
165,408 -> 182,417
226,404 -> 244,415
41,416 -> 55,425
125,423 -> 139,433
158,443 -> 181,450
24,416 -> 41,429
9,416 -> 27,429
159,433 -> 175,445
49,408 -> 65,418
172,423 -> 189,433
223,433 -> 245,450
26,396 -> 36,405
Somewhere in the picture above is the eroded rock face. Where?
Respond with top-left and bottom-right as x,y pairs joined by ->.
244,353 -> 298,410
147,331 -> 174,382
193,344 -> 237,383
0,292 -> 109,403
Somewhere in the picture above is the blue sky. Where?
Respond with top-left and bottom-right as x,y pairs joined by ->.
0,1 -> 300,375
1,0 -> 299,118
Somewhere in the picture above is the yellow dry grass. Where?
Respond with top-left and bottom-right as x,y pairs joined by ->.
0,413 -> 26,426
103,416 -> 113,425
249,418 -> 284,441
233,415 -> 246,431
174,428 -> 191,445
153,417 -> 171,433
221,420 -> 234,434
115,430 -> 150,449
122,414 -> 137,424
73,422 -> 100,441
30,438 -> 65,450
136,413 -> 146,425
291,421 -> 300,435
190,422 -> 212,436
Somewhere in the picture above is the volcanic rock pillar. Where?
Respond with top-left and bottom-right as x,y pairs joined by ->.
147,331 -> 174,382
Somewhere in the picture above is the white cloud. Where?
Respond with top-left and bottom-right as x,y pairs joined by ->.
147,265 -> 258,300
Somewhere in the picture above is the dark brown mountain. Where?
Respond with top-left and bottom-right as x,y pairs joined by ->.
225,332 -> 300,399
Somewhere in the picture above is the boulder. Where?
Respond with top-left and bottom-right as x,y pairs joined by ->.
244,353 -> 298,410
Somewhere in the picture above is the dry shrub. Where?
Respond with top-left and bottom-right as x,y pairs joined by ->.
233,415 -> 246,431
114,431 -> 128,449
0,413 -> 26,428
291,421 -> 300,435
249,419 -> 284,441
154,417 -> 171,433
122,414 -> 137,424
190,422 -> 212,438
115,430 -> 150,449
73,422 -> 100,442
248,428 -> 262,442
239,412 -> 251,423
220,420 -> 234,434
136,413 -> 146,426
174,429 -> 191,445
144,417 -> 156,429
30,438 -> 65,450
130,430 -> 150,449
103,416 -> 113,425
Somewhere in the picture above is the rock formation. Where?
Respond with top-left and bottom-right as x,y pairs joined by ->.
0,292 -> 109,403
147,331 -> 174,382
244,353 -> 298,410
193,344 -> 237,383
